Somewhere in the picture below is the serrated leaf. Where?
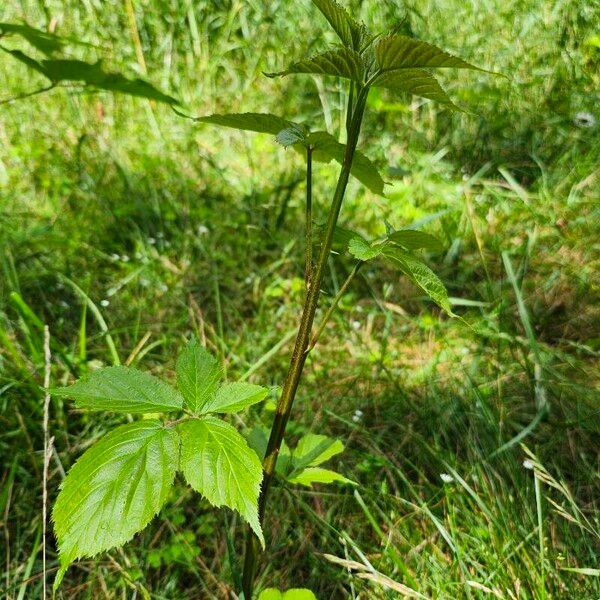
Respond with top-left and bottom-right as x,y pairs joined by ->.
196,112 -> 297,135
51,366 -> 183,413
178,418 -> 264,546
266,48 -> 364,83
52,420 -> 179,590
310,0 -> 363,50
0,22 -> 64,55
375,34 -> 487,72
288,467 -> 355,487
348,236 -> 383,261
382,247 -> 454,315
293,433 -> 345,469
386,229 -> 443,251
176,338 -> 223,414
307,131 -> 385,195
200,382 -> 268,415
371,68 -> 460,109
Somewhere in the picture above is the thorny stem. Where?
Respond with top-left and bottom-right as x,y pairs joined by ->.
241,85 -> 369,598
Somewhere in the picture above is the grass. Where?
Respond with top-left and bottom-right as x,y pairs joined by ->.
1,0 -> 599,598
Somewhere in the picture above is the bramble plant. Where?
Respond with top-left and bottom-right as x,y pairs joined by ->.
3,0 -> 499,597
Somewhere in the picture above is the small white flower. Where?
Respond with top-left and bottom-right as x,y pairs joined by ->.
244,276 -> 253,285
440,473 -> 454,484
100,299 -> 110,307
197,225 -> 209,235
352,409 -> 364,423
523,459 -> 534,470
135,252 -> 142,260
148,237 -> 156,245
110,253 -> 120,261
573,112 -> 596,128
158,283 -> 168,292
121,254 -> 130,263
352,320 -> 361,331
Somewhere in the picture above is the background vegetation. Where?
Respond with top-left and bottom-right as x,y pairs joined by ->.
1,0 -> 598,598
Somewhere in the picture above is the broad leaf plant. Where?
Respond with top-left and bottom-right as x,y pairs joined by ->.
1,0 -> 499,597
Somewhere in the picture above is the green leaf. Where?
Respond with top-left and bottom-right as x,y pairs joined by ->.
310,0 -> 362,49
371,68 -> 460,109
276,125 -> 307,147
0,47 -> 48,76
307,131 -> 385,195
52,420 -> 179,590
176,338 -> 223,414
285,434 -> 353,487
195,112 -> 297,135
258,589 -> 318,600
200,382 -> 268,415
293,433 -> 345,469
348,236 -> 383,261
178,418 -> 264,546
382,247 -> 454,315
386,229 -> 443,251
0,22 -> 64,55
266,48 -> 364,83
375,34 -> 487,72
332,226 -> 365,249
288,466 -> 355,487
51,366 -> 183,413
38,59 -> 178,104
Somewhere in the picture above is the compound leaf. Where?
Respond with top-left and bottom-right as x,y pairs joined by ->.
200,382 -> 269,415
52,420 -> 179,590
383,247 -> 454,314
196,112 -> 297,135
288,467 -> 355,487
266,48 -> 364,83
178,418 -> 264,546
51,366 -> 183,413
310,0 -> 362,49
176,338 -> 223,414
375,34 -> 487,72
371,68 -> 460,109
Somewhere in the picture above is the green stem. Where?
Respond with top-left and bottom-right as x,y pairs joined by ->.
305,146 -> 313,286
241,86 -> 369,599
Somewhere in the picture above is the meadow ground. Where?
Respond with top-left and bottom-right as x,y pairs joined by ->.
0,0 -> 599,598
